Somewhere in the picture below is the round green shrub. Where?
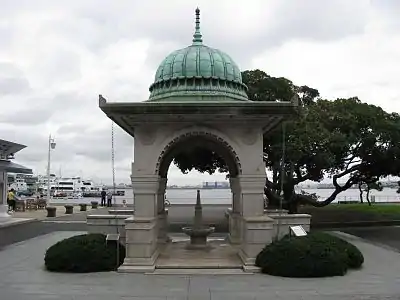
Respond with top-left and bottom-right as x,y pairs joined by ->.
255,232 -> 364,278
44,233 -> 125,273
305,232 -> 364,269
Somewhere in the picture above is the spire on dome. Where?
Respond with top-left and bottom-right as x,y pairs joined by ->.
192,7 -> 203,45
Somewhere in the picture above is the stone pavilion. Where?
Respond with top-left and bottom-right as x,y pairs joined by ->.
99,8 -> 310,272
0,139 -> 32,221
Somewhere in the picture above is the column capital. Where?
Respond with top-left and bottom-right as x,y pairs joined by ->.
238,174 -> 266,193
131,175 -> 160,194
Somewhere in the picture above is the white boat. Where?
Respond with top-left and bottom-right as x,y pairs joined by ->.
80,180 -> 103,196
9,176 -> 28,191
67,192 -> 83,199
37,174 -> 57,194
36,175 -> 104,198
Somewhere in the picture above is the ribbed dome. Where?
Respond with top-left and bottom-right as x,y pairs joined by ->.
148,8 -> 248,102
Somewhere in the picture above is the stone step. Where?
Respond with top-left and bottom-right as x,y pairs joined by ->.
150,268 -> 251,275
156,263 -> 243,269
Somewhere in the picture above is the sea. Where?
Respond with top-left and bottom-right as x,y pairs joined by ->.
49,187 -> 400,206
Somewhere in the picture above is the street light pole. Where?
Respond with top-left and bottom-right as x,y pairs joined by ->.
46,135 -> 56,204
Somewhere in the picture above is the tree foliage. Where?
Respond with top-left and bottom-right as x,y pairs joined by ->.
250,70 -> 400,212
172,69 -> 400,212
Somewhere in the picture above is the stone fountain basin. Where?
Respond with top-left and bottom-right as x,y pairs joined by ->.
182,226 -> 215,237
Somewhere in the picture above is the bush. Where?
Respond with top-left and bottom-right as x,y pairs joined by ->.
255,232 -> 364,278
44,233 -> 125,273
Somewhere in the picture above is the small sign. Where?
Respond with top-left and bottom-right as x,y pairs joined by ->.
106,233 -> 120,242
289,225 -> 307,237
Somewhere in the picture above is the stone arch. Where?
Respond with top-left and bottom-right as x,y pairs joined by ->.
155,130 -> 242,178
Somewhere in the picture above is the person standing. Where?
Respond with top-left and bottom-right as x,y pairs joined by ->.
7,188 -> 17,213
100,189 -> 106,206
107,190 -> 113,207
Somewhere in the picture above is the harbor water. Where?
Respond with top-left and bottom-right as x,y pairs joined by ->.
49,187 -> 400,206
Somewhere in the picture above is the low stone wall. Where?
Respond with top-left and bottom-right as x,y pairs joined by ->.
108,209 -> 134,215
86,214 -> 131,243
267,212 -> 311,239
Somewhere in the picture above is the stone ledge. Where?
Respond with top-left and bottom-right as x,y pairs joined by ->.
150,269 -> 250,275
87,214 -> 131,219
242,265 -> 261,273
108,209 -> 134,215
268,213 -> 311,219
118,265 -> 156,273
125,216 -> 158,223
242,215 -> 274,222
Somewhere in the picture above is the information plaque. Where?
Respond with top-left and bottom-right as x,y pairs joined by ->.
289,225 -> 307,237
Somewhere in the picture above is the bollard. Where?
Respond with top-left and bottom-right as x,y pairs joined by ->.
64,205 -> 74,214
46,206 -> 56,217
79,203 -> 87,211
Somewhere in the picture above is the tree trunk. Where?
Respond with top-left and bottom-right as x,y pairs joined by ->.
366,188 -> 371,206
272,168 -> 278,191
358,183 -> 364,203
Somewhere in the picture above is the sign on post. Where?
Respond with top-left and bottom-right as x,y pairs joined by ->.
289,225 -> 307,237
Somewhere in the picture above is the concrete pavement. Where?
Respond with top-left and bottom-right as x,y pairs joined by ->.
341,226 -> 400,252
0,231 -> 400,299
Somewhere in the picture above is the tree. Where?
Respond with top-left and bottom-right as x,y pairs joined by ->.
261,93 -> 400,212
172,69 -> 400,213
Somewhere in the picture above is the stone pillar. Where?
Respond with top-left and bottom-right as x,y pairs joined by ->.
157,177 -> 169,243
239,174 -> 265,218
120,175 -> 159,273
0,170 -> 10,219
238,174 -> 274,271
228,177 -> 241,244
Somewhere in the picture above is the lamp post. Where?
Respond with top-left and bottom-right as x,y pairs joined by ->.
46,135 -> 56,204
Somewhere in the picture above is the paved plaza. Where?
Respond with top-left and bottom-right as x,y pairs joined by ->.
0,231 -> 399,299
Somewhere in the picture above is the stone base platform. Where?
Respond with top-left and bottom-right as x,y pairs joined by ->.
150,268 -> 249,275
155,235 -> 243,270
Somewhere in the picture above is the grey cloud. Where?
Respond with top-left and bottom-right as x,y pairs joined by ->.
266,0 -> 369,44
371,0 -> 400,11
67,126 -> 133,163
0,122 -> 133,182
0,63 -> 31,95
0,77 -> 30,95
57,123 -> 88,135
32,49 -> 82,84
18,1 -> 370,70
0,107 -> 53,125
371,0 -> 400,30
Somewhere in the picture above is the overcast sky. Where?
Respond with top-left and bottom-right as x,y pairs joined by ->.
0,0 -> 399,185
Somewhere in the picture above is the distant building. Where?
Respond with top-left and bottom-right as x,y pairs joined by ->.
202,181 -> 230,189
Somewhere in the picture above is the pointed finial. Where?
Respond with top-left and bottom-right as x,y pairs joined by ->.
195,189 -> 201,207
192,7 -> 203,45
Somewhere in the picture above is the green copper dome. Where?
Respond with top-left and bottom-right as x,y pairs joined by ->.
148,8 -> 248,102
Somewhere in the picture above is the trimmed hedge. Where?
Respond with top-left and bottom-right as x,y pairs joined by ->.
44,233 -> 125,273
255,232 -> 364,278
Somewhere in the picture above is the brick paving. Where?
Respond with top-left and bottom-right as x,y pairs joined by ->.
0,231 -> 399,299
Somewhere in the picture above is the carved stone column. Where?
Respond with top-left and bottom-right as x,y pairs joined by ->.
0,171 -> 11,219
239,174 -> 266,218
228,177 -> 241,244
157,177 -> 169,243
120,174 -> 159,273
238,174 -> 274,270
